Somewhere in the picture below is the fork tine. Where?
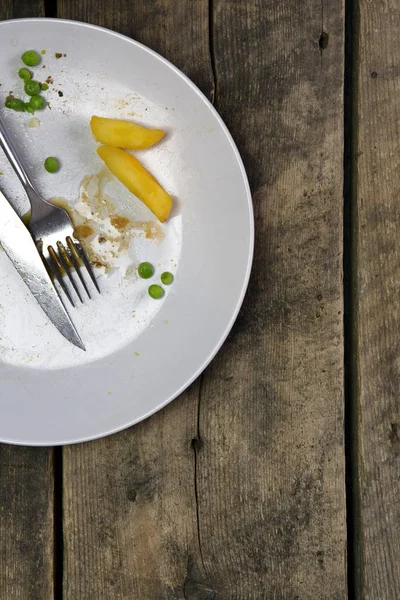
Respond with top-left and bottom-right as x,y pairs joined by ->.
64,240 -> 92,299
45,246 -> 76,308
67,237 -> 100,293
56,242 -> 84,303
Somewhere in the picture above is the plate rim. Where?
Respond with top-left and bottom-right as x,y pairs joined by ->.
0,17 -> 254,446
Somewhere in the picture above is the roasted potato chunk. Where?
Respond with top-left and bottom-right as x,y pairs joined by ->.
91,116 -> 165,150
97,145 -> 172,222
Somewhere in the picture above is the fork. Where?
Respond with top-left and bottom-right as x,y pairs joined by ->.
0,119 -> 99,306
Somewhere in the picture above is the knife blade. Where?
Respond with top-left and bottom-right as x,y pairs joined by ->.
0,189 -> 85,350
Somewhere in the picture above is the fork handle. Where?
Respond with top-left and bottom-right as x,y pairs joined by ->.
0,118 -> 36,193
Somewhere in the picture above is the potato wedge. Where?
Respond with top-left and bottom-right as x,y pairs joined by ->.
97,145 -> 172,222
91,116 -> 165,150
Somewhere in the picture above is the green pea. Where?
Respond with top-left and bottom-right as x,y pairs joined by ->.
161,271 -> 174,285
40,83 -> 49,91
29,95 -> 45,110
24,80 -> 41,96
44,157 -> 59,173
138,262 -> 154,279
4,98 -> 25,112
148,284 -> 164,299
18,68 -> 31,80
21,50 -> 40,67
24,103 -> 35,114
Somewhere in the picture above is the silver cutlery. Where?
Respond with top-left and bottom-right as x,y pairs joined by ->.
0,119 -> 99,307
0,189 -> 85,349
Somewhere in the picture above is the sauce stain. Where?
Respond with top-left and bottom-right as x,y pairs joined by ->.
49,167 -> 164,275
140,221 -> 165,243
21,210 -> 31,226
73,225 -> 95,239
110,215 -> 130,231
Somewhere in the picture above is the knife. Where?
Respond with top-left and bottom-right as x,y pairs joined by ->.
0,189 -> 85,350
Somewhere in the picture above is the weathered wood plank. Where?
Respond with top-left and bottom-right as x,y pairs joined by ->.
63,391 -> 208,599
58,0 -> 214,97
61,0 -> 346,597
1,0 -> 44,18
354,1 -> 400,598
0,446 -> 54,600
60,2 -> 214,599
192,0 -> 346,598
0,4 -> 54,598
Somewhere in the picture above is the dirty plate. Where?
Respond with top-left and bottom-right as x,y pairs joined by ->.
0,19 -> 253,445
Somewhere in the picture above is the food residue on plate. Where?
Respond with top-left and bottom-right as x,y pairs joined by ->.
28,117 -> 40,128
50,166 -> 164,275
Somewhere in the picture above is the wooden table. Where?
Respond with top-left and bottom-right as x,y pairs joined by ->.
1,1 -> 399,598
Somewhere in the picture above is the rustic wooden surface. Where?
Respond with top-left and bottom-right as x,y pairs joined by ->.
2,0 -> 385,596
1,0 -> 43,19
59,0 -> 346,599
59,1 -> 214,599
354,0 -> 400,598
0,446 -> 54,600
200,0 -> 346,597
0,6 -> 55,600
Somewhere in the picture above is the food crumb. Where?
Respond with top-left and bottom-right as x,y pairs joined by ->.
73,225 -> 94,239
165,320 -> 169,325
45,76 -> 53,84
108,391 -> 112,395
55,52 -> 63,59
110,214 -> 130,231
91,258 -> 108,269
134,352 -> 140,356
41,49 -> 46,55
58,90 -> 63,97
28,117 -> 40,129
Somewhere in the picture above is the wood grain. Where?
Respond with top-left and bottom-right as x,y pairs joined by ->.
59,1 -> 214,599
0,446 -> 53,600
193,0 -> 346,597
63,390 -> 209,600
354,1 -> 400,598
58,0 -> 214,98
0,6 -> 54,600
61,0 -> 347,597
0,0 -> 44,18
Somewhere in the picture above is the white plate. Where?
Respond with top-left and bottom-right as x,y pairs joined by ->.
0,18 -> 253,445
